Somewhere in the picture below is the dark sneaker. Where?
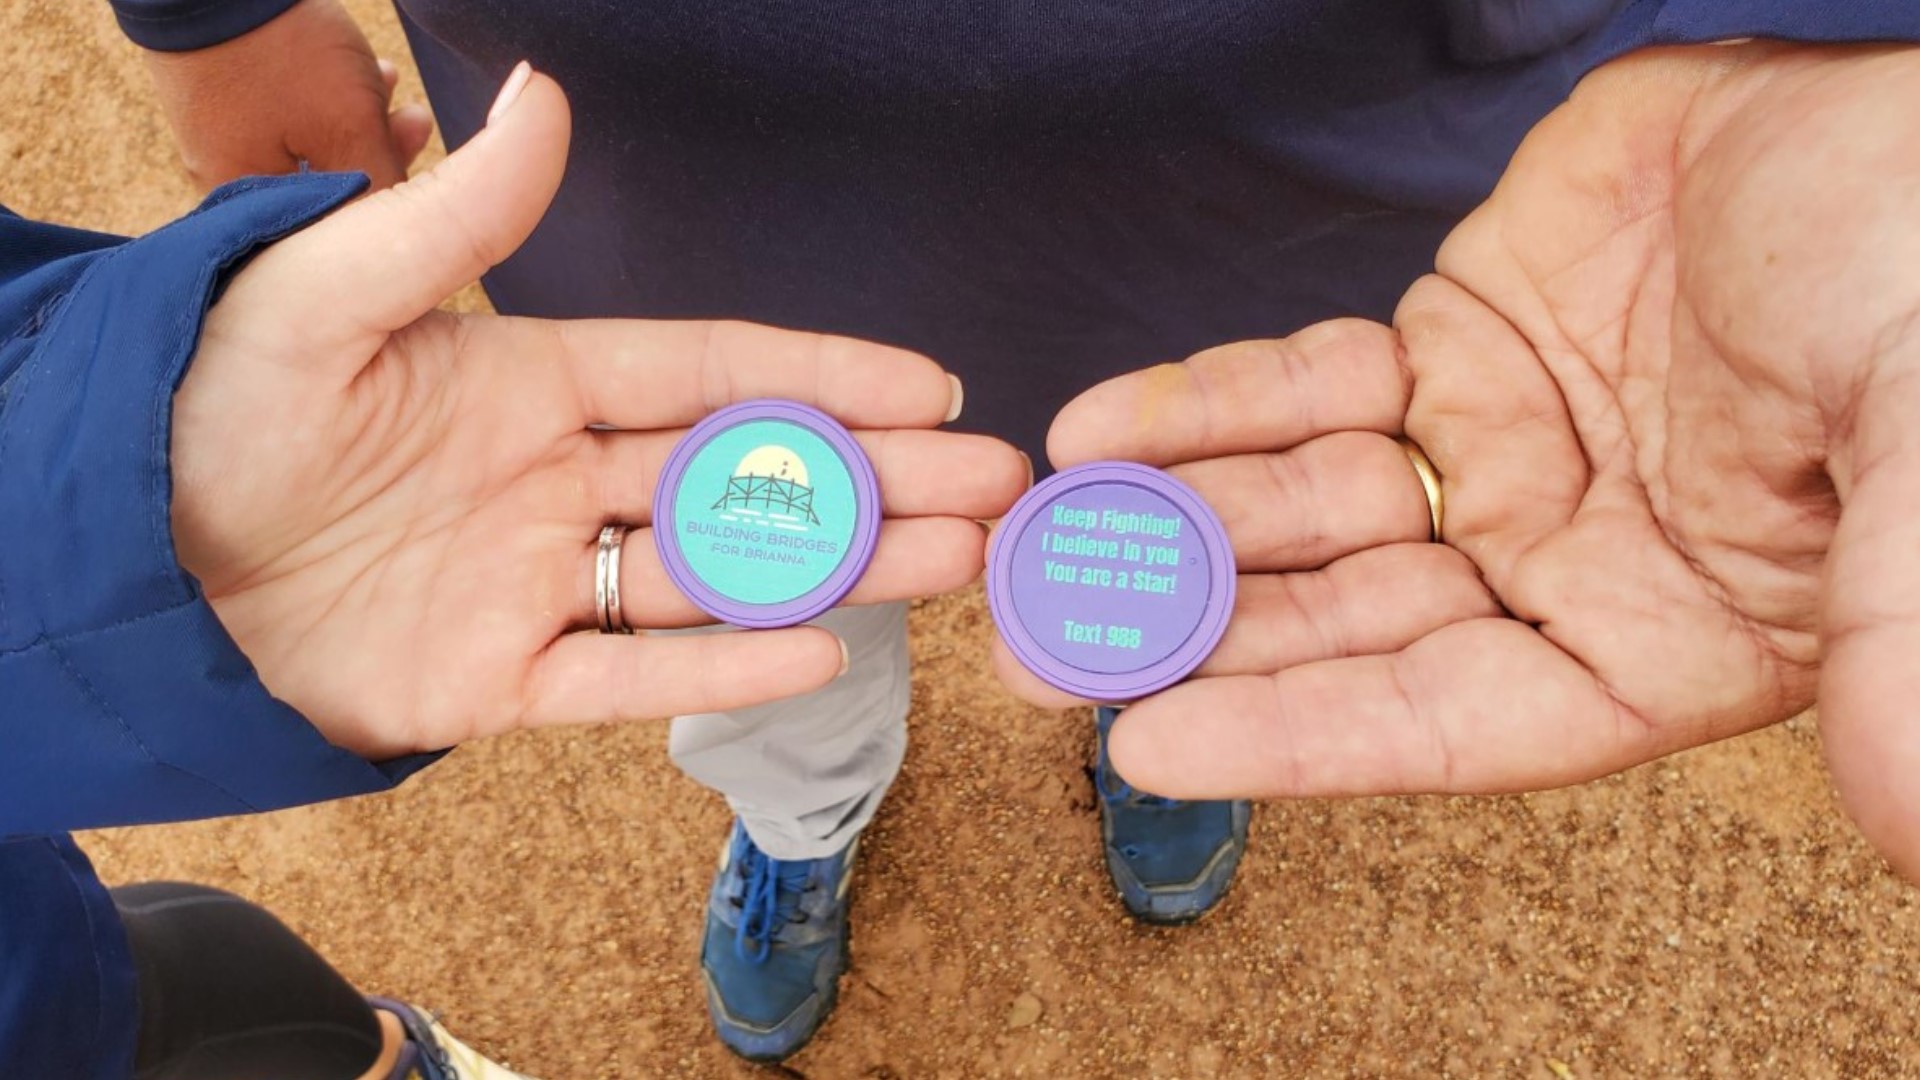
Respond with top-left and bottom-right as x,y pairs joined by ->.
369,998 -> 537,1080
1095,706 -> 1250,925
699,820 -> 856,1062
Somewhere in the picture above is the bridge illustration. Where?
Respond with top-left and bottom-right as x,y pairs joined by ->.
713,474 -> 821,525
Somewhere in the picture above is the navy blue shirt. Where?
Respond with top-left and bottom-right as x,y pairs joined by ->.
115,0 -> 1920,462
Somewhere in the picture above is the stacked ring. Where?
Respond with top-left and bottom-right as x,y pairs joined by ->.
596,524 -> 632,634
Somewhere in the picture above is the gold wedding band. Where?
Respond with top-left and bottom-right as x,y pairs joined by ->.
596,524 -> 633,634
1397,437 -> 1444,542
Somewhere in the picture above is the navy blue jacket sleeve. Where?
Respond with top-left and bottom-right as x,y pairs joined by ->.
110,0 -> 301,52
0,173 -> 438,836
0,836 -> 135,1080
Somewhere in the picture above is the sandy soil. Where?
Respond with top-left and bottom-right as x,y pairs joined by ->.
6,1 -> 1920,1076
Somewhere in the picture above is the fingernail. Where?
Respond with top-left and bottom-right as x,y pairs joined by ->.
376,57 -> 398,82
835,637 -> 852,678
944,374 -> 965,423
487,61 -> 533,126
1019,451 -> 1034,487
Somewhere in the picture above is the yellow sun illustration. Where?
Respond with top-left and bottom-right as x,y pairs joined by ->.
733,445 -> 809,487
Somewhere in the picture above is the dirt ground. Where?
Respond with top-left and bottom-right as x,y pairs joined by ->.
6,2 -> 1920,1077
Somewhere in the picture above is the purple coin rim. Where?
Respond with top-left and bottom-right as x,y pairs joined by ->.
652,399 -> 882,629
987,461 -> 1236,702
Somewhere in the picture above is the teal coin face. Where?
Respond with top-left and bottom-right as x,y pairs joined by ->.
669,418 -> 861,605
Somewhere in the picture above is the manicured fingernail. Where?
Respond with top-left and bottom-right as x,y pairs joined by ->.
944,374 -> 965,423
487,61 -> 532,126
835,637 -> 852,678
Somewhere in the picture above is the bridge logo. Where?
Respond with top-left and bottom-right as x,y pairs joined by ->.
712,445 -> 821,528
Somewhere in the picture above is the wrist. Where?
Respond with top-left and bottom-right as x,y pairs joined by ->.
113,0 -> 310,53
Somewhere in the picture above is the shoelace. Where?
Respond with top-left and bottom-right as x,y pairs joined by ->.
732,841 -> 814,965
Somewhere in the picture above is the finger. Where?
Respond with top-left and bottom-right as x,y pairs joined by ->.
987,544 -> 1498,705
1105,619 -> 1661,800
389,103 -> 436,169
586,428 -> 1026,525
528,317 -> 965,432
855,431 -> 1028,517
1046,319 -> 1410,469
1196,544 -> 1503,676
1167,432 -> 1433,572
1820,381 -> 1920,882
221,62 -> 566,371
288,104 -> 412,189
1392,275 -> 1586,571
523,627 -> 847,726
989,635 -> 1093,709
317,59 -> 412,191
593,517 -> 988,629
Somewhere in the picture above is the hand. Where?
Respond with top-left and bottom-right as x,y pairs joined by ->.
174,67 -> 1026,761
1015,44 -> 1920,875
141,0 -> 432,191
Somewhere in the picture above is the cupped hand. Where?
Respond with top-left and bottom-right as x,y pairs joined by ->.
1015,44 -> 1920,874
142,0 -> 432,191
174,67 -> 1027,761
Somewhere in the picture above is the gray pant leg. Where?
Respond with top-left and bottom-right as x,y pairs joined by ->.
668,601 -> 911,861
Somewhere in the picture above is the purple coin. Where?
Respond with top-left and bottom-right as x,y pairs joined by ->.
987,462 -> 1236,702
653,400 -> 881,629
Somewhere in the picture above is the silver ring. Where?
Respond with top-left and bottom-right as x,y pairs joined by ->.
596,525 -> 632,634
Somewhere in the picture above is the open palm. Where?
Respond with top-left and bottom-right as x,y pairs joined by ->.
174,70 -> 1025,761
1020,44 -> 1920,873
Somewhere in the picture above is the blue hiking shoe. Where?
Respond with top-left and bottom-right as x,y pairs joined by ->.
699,820 -> 856,1063
1095,706 -> 1250,925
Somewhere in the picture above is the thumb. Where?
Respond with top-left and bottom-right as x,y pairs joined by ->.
1819,359 -> 1920,881
219,62 -> 568,370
